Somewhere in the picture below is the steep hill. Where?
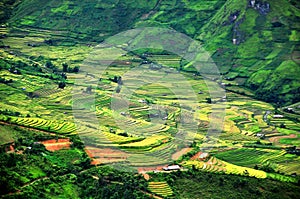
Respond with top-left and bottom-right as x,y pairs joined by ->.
198,0 -> 300,105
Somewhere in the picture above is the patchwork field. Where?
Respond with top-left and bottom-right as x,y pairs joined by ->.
183,156 -> 297,183
1,0 -> 300,198
0,25 -> 299,184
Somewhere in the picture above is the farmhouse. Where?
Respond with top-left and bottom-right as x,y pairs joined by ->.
163,165 -> 180,171
120,112 -> 126,116
256,133 -> 265,138
273,114 -> 284,118
138,99 -> 147,103
199,152 -> 209,160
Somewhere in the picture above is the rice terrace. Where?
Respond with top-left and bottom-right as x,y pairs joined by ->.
0,0 -> 300,198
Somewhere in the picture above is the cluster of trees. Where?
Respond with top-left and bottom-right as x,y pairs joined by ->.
62,63 -> 80,73
77,167 -> 149,199
46,61 -> 79,73
109,75 -> 122,85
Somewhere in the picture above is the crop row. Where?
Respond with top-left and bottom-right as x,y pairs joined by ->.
184,156 -> 297,183
183,156 -> 267,179
0,116 -> 76,134
103,131 -> 144,144
34,87 -> 61,97
120,135 -> 169,149
215,148 -> 287,167
146,142 -> 177,161
148,181 -> 173,197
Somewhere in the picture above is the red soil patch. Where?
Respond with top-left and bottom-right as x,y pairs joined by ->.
85,147 -> 128,165
172,147 -> 192,160
190,151 -> 209,161
41,139 -> 71,151
41,138 -> 70,144
268,134 -> 297,144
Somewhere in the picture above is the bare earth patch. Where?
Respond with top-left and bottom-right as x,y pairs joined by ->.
268,134 -> 297,144
85,147 -> 128,165
41,138 -> 71,151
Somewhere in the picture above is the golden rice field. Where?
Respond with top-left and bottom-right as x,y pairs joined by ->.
148,181 -> 173,197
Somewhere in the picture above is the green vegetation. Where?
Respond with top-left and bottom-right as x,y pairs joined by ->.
0,125 -> 18,145
168,170 -> 300,199
0,0 -> 299,198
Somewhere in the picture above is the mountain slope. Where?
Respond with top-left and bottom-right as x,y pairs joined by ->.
5,0 -> 300,105
198,0 -> 300,105
9,0 -> 157,41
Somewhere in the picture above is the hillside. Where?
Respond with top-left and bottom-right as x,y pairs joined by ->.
5,0 -> 300,106
198,0 -> 300,106
0,0 -> 300,199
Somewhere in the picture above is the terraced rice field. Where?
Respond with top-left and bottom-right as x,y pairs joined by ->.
0,41 -> 299,181
215,148 -> 288,167
148,181 -> 173,197
102,131 -> 143,144
183,156 -> 297,183
214,147 -> 300,177
270,117 -> 300,131
120,135 -> 169,149
0,115 -> 76,134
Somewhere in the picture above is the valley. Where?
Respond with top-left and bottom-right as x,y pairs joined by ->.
0,0 -> 300,198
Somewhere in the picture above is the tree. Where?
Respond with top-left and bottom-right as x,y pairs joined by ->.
206,97 -> 212,103
73,66 -> 80,73
45,61 -> 53,68
61,73 -> 67,79
117,76 -> 123,85
115,86 -> 121,93
58,82 -> 66,89
113,76 -> 118,83
62,63 -> 68,72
